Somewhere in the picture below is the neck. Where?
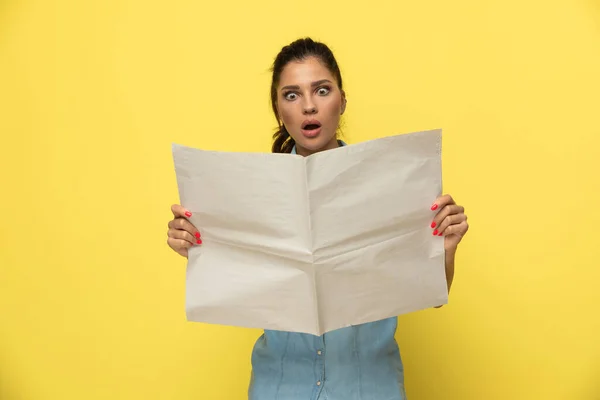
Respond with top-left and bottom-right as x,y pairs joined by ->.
296,137 -> 340,157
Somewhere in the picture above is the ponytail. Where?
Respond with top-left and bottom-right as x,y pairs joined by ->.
271,125 -> 296,153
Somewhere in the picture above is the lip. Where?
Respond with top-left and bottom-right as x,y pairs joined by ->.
300,119 -> 322,138
300,126 -> 322,138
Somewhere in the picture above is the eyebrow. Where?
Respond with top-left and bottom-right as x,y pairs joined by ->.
280,79 -> 333,91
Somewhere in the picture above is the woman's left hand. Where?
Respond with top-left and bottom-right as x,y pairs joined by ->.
430,194 -> 469,254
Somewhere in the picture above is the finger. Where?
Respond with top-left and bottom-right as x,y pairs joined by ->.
167,237 -> 194,256
431,204 -> 465,230
168,217 -> 201,239
434,212 -> 467,236
439,220 -> 469,237
167,238 -> 188,258
430,194 -> 455,211
168,228 -> 201,245
171,204 -> 192,219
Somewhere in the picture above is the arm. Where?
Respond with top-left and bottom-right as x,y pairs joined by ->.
444,250 -> 456,293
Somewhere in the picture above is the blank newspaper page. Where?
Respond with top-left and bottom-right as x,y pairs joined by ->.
172,129 -> 447,336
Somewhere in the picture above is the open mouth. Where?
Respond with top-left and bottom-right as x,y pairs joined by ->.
301,120 -> 322,138
302,120 -> 322,131
304,124 -> 320,130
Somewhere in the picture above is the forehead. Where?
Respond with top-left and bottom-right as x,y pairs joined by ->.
278,57 -> 336,87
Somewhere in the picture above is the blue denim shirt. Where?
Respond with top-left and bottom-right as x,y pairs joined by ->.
247,140 -> 406,400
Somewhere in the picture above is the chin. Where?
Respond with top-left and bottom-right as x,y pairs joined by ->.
294,134 -> 337,153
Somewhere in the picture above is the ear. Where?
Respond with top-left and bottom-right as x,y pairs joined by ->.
340,90 -> 347,115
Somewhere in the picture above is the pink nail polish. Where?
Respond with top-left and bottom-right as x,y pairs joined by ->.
185,211 -> 192,217
431,204 -> 438,211
431,221 -> 436,228
195,232 -> 200,238
433,230 -> 439,235
197,239 -> 202,244
438,232 -> 443,236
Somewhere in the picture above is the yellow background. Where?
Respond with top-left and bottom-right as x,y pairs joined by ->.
1,0 -> 599,399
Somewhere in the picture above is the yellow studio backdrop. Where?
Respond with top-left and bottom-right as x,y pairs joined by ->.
1,0 -> 599,399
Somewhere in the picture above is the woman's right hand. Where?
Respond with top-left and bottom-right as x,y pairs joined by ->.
167,204 -> 202,258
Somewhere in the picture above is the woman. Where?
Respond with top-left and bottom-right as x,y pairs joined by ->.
167,37 -> 469,400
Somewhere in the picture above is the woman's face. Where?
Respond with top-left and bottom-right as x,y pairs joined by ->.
276,57 -> 346,156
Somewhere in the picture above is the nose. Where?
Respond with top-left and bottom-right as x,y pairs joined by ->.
303,99 -> 317,115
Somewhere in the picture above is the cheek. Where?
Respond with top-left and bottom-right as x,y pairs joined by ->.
323,97 -> 343,120
279,104 -> 297,126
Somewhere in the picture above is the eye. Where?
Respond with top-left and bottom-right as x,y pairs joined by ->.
317,86 -> 331,96
284,92 -> 298,101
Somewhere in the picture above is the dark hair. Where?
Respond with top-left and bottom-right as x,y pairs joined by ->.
270,38 -> 344,153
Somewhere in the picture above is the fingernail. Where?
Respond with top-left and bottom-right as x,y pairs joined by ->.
438,232 -> 443,236
185,211 -> 192,217
195,232 -> 200,238
433,230 -> 439,235
431,221 -> 436,228
197,239 -> 202,244
431,204 -> 438,211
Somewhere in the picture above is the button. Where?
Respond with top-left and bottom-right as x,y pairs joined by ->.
317,350 -> 322,355
316,381 -> 321,386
